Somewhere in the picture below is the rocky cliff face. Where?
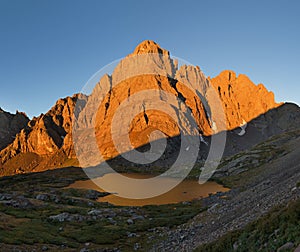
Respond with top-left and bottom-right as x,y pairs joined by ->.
91,74 -> 212,160
209,70 -> 281,130
76,41 -> 282,163
75,40 -> 213,163
0,108 -> 29,150
0,40 -> 296,176
0,95 -> 87,175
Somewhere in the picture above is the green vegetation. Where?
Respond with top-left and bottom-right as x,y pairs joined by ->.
195,199 -> 300,252
0,167 -> 205,251
1,129 -> 299,251
0,199 -> 203,250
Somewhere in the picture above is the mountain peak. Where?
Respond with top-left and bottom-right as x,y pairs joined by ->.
218,70 -> 237,81
132,40 -> 169,56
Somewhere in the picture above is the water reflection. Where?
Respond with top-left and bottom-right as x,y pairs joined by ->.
68,173 -> 229,206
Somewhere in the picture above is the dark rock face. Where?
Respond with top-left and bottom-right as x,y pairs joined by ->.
0,108 -> 29,150
0,95 -> 86,160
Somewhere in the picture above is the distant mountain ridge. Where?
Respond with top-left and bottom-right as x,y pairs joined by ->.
0,95 -> 87,175
0,40 -> 299,176
0,108 -> 29,150
209,70 -> 281,129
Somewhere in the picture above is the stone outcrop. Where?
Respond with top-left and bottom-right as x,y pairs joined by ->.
209,70 -> 281,130
0,94 -> 87,174
0,108 -> 29,150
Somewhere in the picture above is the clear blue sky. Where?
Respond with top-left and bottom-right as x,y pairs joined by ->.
0,0 -> 299,118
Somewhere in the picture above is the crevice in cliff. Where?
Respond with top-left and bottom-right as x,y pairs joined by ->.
142,104 -> 149,125
104,77 -> 113,119
168,77 -> 186,104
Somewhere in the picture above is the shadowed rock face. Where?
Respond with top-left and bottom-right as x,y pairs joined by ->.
0,40 -> 296,176
223,102 -> 300,157
0,109 -> 29,150
0,94 -> 87,174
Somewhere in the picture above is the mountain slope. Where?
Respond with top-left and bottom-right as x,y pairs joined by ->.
0,95 -> 87,175
74,40 -> 284,166
209,70 -> 281,129
152,126 -> 300,251
0,40 -> 297,176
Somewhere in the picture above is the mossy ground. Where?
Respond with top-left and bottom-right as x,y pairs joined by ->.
0,167 -> 205,251
1,130 -> 299,251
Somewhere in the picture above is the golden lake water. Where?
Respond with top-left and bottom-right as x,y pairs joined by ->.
68,173 -> 229,206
